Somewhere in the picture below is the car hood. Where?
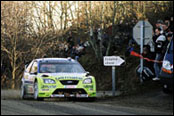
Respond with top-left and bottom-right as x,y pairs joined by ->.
39,73 -> 87,80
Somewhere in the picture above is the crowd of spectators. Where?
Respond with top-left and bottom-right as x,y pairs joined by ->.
56,16 -> 173,82
152,16 -> 173,81
137,16 -> 173,81
65,32 -> 86,60
129,16 -> 173,82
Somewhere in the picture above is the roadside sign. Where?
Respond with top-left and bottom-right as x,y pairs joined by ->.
103,56 -> 125,96
133,20 -> 153,83
104,56 -> 125,66
133,20 -> 153,45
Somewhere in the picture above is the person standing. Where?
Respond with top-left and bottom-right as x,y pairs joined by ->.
67,32 -> 75,57
155,20 -> 164,34
152,28 -> 166,81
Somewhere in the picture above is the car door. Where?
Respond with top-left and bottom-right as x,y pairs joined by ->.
27,61 -> 38,94
23,61 -> 33,82
23,61 -> 34,94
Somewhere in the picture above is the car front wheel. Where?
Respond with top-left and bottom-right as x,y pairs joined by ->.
34,81 -> 44,101
20,83 -> 27,100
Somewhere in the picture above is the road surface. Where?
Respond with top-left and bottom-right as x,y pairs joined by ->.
1,90 -> 173,115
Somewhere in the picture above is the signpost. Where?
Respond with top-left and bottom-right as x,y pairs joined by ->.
133,20 -> 153,83
133,20 -> 153,45
104,56 -> 125,96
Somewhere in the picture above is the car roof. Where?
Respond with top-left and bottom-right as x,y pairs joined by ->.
35,58 -> 77,63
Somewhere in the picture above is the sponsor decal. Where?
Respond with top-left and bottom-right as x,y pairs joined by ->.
56,77 -> 83,80
42,89 -> 49,91
84,85 -> 93,88
64,85 -> 77,88
42,85 -> 56,89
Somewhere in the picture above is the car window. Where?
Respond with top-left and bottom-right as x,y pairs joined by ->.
39,62 -> 85,73
25,61 -> 34,73
30,61 -> 38,73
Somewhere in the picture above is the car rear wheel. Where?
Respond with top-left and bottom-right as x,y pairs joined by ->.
34,81 -> 44,101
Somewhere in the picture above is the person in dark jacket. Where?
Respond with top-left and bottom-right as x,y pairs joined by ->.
162,32 -> 173,55
153,28 -> 166,81
143,45 -> 155,74
155,20 -> 164,34
136,45 -> 155,81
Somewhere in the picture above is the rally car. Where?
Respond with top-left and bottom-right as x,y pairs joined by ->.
20,58 -> 96,101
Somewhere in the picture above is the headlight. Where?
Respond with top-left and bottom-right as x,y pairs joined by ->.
83,78 -> 92,84
43,79 -> 56,84
162,60 -> 173,70
162,60 -> 173,74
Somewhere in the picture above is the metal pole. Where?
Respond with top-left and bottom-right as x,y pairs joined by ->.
140,21 -> 144,83
112,66 -> 116,96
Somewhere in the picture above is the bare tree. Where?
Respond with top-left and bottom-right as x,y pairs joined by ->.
1,1 -> 31,88
105,1 -> 117,56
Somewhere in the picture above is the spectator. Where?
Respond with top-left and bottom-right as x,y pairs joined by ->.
164,16 -> 170,27
143,45 -> 155,74
125,39 -> 135,57
102,31 -> 109,48
67,32 -> 74,50
152,27 -> 166,81
1,61 -> 5,76
71,46 -> 76,58
75,43 -> 86,60
71,46 -> 79,61
162,32 -> 173,55
77,38 -> 81,45
136,46 -> 155,81
64,42 -> 69,52
155,20 -> 164,34
67,32 -> 75,58
169,16 -> 173,32
162,22 -> 170,36
84,41 -> 90,48
153,28 -> 161,43
166,32 -> 173,42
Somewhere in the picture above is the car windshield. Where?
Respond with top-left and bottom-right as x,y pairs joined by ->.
39,62 -> 85,73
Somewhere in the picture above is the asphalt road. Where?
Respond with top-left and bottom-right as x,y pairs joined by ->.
1,90 -> 173,115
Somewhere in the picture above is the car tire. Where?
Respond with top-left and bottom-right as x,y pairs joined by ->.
34,81 -> 44,101
20,83 -> 27,100
162,85 -> 171,94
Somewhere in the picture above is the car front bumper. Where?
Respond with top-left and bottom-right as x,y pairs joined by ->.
51,94 -> 89,98
37,84 -> 96,98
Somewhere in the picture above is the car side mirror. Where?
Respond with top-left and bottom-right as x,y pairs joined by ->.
33,72 -> 37,75
85,71 -> 90,76
24,64 -> 29,70
24,64 -> 28,72
30,72 -> 37,75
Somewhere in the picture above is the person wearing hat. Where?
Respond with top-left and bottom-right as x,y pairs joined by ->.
167,32 -> 173,41
161,32 -> 173,55
162,22 -> 171,36
156,19 -> 164,34
152,27 -> 166,81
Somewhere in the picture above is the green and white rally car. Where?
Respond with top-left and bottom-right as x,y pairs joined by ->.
21,58 -> 96,100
